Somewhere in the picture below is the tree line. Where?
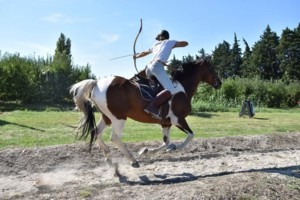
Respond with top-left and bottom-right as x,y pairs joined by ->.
1,23 -> 299,107
0,33 -> 95,103
171,23 -> 300,81
171,23 -> 300,109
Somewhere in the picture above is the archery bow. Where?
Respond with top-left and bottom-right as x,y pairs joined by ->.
133,18 -> 143,73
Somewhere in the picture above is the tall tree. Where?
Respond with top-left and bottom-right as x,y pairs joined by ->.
240,38 -> 257,78
212,40 -> 231,79
50,33 -> 73,102
251,25 -> 280,80
277,24 -> 300,81
230,33 -> 242,77
52,33 -> 72,73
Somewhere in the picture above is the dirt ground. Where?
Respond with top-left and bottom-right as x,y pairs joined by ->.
1,132 -> 300,200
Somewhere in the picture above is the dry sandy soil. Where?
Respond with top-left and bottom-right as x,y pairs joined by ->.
1,132 -> 300,200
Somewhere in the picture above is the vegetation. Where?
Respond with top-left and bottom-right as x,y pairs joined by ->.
192,77 -> 300,112
171,23 -> 300,82
0,33 -> 95,104
170,23 -> 300,110
0,23 -> 299,109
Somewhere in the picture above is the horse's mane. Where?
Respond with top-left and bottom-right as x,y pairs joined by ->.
171,59 -> 205,81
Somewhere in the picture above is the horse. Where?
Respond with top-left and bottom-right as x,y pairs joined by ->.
70,58 -> 222,168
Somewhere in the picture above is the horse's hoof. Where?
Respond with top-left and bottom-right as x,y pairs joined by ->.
167,143 -> 177,151
105,158 -> 113,166
139,147 -> 148,156
131,161 -> 140,168
113,163 -> 121,177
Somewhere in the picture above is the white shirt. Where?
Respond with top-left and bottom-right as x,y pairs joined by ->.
149,40 -> 177,63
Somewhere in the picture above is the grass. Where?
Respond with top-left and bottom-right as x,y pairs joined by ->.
0,108 -> 299,149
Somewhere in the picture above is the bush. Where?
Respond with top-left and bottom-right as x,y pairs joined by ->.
192,77 -> 300,112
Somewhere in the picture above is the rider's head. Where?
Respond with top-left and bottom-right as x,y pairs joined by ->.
156,30 -> 169,41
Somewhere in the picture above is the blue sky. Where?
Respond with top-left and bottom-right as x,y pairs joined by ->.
0,0 -> 299,78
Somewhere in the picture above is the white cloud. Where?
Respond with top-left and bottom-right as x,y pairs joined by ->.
98,33 -> 120,44
42,13 -> 66,23
42,13 -> 91,24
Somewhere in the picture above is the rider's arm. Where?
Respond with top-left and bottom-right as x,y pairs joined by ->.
134,50 -> 151,59
173,41 -> 188,48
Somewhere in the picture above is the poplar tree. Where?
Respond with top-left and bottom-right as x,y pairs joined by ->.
240,38 -> 256,78
51,33 -> 73,102
230,33 -> 242,77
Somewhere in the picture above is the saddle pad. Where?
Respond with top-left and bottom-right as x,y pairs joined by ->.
137,83 -> 157,101
131,74 -> 163,102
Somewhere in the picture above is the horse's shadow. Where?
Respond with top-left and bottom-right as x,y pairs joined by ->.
117,165 -> 300,185
191,112 -> 217,118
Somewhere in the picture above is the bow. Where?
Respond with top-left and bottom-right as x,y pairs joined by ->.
133,18 -> 143,73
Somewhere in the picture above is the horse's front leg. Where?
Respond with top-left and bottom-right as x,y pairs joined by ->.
139,125 -> 171,155
167,117 -> 194,151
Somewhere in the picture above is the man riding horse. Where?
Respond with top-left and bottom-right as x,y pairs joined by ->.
70,27 -> 221,168
133,30 -> 188,119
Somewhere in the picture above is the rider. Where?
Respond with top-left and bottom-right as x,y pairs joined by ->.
133,30 -> 188,119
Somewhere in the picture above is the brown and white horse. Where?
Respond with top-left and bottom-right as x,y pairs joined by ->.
70,58 -> 221,168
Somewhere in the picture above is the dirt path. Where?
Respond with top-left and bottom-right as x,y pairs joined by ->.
1,132 -> 300,199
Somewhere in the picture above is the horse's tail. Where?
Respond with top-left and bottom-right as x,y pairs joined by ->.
70,79 -> 98,150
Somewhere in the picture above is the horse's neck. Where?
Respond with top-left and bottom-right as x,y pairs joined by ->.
179,77 -> 201,100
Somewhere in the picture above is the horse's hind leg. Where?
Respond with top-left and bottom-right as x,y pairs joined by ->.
110,119 -> 139,168
139,125 -> 171,155
95,117 -> 111,162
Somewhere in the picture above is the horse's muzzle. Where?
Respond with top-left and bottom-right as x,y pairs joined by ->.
214,79 -> 222,89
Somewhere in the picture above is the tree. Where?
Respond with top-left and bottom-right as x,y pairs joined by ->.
182,54 -> 194,63
169,55 -> 182,73
212,40 -> 231,79
230,33 -> 242,77
0,33 -> 95,104
71,63 -> 96,83
196,48 -> 206,60
277,24 -> 300,81
240,38 -> 257,78
251,25 -> 280,80
50,33 -> 73,102
0,53 -> 39,102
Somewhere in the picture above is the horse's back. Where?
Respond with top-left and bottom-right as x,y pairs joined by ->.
91,76 -> 141,119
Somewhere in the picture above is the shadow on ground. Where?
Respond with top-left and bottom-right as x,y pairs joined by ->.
117,165 -> 300,186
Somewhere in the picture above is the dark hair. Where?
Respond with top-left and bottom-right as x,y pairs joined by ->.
156,30 -> 169,41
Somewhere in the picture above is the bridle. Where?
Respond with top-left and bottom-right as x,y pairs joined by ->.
203,59 -> 220,89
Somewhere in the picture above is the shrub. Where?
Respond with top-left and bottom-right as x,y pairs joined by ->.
192,77 -> 300,112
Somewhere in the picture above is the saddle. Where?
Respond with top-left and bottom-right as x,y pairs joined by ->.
131,74 -> 170,122
131,74 -> 164,102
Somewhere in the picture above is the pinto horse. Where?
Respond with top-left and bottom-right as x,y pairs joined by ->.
70,58 -> 221,168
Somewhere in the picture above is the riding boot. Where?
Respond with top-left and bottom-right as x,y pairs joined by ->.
144,89 -> 172,119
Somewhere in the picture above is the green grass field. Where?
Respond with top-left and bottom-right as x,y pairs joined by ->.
0,108 -> 299,149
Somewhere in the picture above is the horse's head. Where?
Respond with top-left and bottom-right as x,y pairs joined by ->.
197,59 -> 222,89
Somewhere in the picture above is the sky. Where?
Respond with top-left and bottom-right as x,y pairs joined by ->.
0,0 -> 299,78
